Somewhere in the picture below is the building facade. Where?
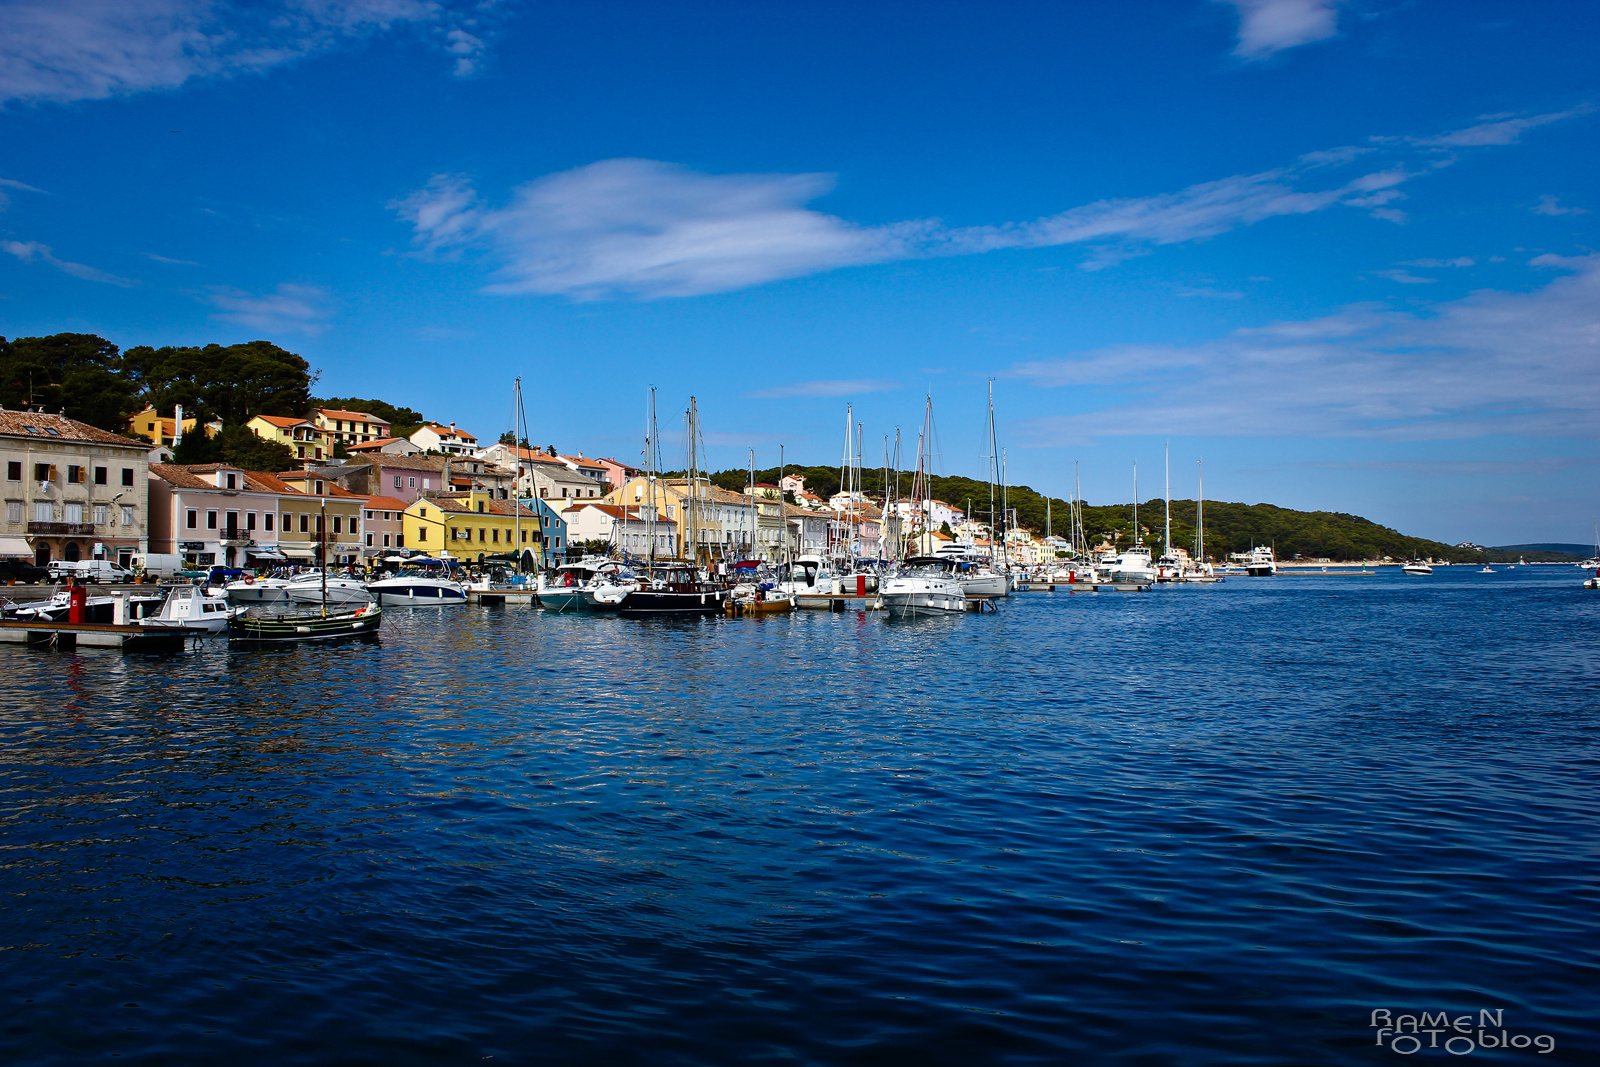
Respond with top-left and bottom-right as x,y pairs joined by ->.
0,411 -> 150,567
247,415 -> 326,463
402,492 -> 540,562
408,422 -> 477,455
312,408 -> 391,446
359,495 -> 409,557
147,463 -> 283,569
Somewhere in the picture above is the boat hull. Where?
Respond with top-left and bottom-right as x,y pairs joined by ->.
286,584 -> 374,605
369,579 -> 467,606
618,588 -> 728,616
958,574 -> 1008,597
536,589 -> 592,611
880,589 -> 966,617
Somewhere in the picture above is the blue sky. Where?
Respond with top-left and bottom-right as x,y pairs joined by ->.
1,0 -> 1596,544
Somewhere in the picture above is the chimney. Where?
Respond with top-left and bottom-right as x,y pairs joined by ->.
172,404 -> 184,446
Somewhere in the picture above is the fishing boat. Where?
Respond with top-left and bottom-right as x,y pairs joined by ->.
1402,560 -> 1434,576
139,584 -> 247,633
229,601 -> 383,643
726,560 -> 793,614
366,557 -> 467,606
879,556 -> 966,617
578,564 -> 639,610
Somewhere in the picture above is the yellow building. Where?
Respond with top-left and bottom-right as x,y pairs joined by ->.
127,405 -> 220,446
403,491 -> 541,561
246,415 -> 326,462
255,471 -> 364,565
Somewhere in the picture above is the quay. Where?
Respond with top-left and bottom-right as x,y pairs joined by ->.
0,619 -> 194,651
1016,581 -> 1151,592
468,588 -> 539,605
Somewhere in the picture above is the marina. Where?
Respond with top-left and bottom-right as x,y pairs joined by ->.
1,564 -> 1593,1062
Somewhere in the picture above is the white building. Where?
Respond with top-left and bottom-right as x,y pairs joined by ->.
409,422 -> 478,455
562,502 -> 677,558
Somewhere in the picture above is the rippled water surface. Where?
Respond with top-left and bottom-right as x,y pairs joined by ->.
1,568 -> 1597,1065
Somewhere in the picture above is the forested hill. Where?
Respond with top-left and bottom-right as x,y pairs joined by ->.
707,463 -> 1477,562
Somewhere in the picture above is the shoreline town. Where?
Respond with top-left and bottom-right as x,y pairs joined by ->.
3,392 -> 1597,647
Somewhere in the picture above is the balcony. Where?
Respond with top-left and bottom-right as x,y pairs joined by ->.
28,521 -> 95,536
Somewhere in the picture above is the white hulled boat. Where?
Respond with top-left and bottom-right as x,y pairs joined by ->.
140,584 -> 246,633
1402,560 -> 1434,576
224,576 -> 292,604
879,556 -> 966,617
367,558 -> 468,606
1109,543 -> 1156,584
285,570 -> 374,605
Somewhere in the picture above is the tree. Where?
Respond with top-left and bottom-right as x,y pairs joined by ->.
331,438 -> 350,459
498,431 -> 517,446
218,426 -> 294,472
939,521 -> 954,538
313,396 -> 425,437
123,340 -> 315,426
0,333 -> 141,432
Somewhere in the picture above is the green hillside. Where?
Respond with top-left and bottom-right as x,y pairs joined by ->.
706,463 -> 1475,563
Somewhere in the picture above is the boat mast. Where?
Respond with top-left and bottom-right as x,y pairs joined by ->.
646,388 -> 658,569
319,495 -> 328,617
1164,442 -> 1171,559
987,379 -> 997,563
748,447 -> 755,560
686,396 -> 699,568
1132,461 -> 1139,547
1196,459 -> 1204,564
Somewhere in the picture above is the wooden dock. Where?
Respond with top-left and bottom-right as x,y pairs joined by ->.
1016,581 -> 1150,592
467,589 -> 540,605
0,619 -> 196,650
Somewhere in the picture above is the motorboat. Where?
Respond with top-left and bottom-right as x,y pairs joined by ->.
1154,552 -> 1185,582
6,588 -> 165,623
140,584 -> 247,633
878,556 -> 967,617
536,557 -> 619,611
367,558 -> 467,606
725,560 -> 793,614
1243,546 -> 1277,576
285,570 -> 375,606
617,562 -> 728,616
224,575 -> 292,604
1402,561 -> 1434,576
1108,543 -> 1156,585
579,564 -> 640,611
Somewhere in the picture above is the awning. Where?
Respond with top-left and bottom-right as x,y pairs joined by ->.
247,546 -> 288,560
278,544 -> 318,559
0,536 -> 32,558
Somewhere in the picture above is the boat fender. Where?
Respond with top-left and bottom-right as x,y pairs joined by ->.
563,573 -> 574,587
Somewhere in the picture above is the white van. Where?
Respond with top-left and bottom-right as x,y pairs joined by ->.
73,560 -> 135,584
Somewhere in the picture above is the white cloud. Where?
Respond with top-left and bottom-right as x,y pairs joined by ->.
3,239 -> 136,285
1370,269 -> 1435,284
1009,255 -> 1600,443
746,379 -> 902,400
1400,257 -> 1475,268
395,110 -> 1589,300
1223,0 -> 1341,61
1532,194 -> 1588,216
0,0 -> 495,106
206,282 -> 332,333
1406,106 -> 1593,149
0,176 -> 46,210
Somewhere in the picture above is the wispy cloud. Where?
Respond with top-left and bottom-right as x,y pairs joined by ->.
145,252 -> 200,265
746,378 -> 902,400
1370,269 -> 1436,284
3,239 -> 136,285
1407,107 -> 1593,148
1400,257 -> 1474,268
397,110 -> 1589,300
206,282 -> 332,334
1008,254 -> 1600,443
0,0 -> 498,106
1222,0 -> 1341,61
0,176 -> 46,210
1532,194 -> 1588,216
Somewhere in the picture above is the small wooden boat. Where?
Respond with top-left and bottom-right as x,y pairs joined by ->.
229,602 -> 383,643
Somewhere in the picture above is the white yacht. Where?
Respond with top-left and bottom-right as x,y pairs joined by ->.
878,556 -> 967,617
224,575 -> 292,604
285,570 -> 375,606
140,584 -> 246,633
579,565 -> 640,610
1402,560 -> 1434,576
934,544 -> 1009,597
367,559 -> 468,606
536,557 -> 617,611
1108,543 -> 1156,584
1242,546 -> 1276,576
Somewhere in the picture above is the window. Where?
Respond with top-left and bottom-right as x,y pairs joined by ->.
315,515 -> 324,533
479,528 -> 487,542
477,500 -> 485,513
382,534 -> 391,547
94,466 -> 107,485
418,527 -> 427,542
366,534 -> 373,546
540,488 -> 548,498
225,473 -> 237,489
396,534 -> 403,547
422,478 -> 430,489
350,517 -> 357,535
66,465 -> 82,484
300,514 -> 309,533
5,502 -> 18,523
394,475 -> 403,489
34,463 -> 51,482
332,516 -> 342,534
6,462 -> 18,481
492,528 -> 499,543
94,505 -> 107,525
35,502 -> 53,522
121,506 -> 134,526
206,510 -> 217,529
560,487 -> 567,498
122,468 -> 134,487
280,513 -> 290,530
419,507 -> 428,518
247,512 -> 257,531
521,529 -> 528,543
186,509 -> 198,529
365,510 -> 373,520
408,477 -> 415,488
264,513 -> 274,532
315,481 -> 324,495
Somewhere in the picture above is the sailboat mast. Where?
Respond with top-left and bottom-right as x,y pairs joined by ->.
646,388 -> 658,568
1164,442 -> 1171,558
987,379 -> 996,560
1196,460 -> 1204,563
1132,461 -> 1139,546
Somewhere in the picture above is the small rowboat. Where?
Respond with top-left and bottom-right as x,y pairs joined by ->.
229,602 -> 383,643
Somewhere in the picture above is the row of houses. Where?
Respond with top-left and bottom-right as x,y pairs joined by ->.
3,406 -> 1062,574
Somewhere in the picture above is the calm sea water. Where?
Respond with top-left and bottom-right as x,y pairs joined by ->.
1,568 -> 1596,1065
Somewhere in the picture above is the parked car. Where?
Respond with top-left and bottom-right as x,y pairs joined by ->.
45,560 -> 79,583
54,560 -> 136,584
0,559 -> 49,584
